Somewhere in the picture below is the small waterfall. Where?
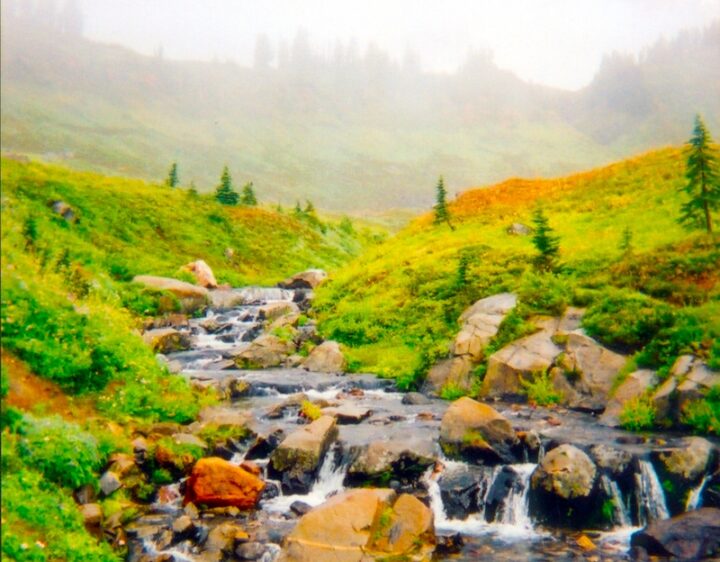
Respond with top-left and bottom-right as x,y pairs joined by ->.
496,463 -> 535,529
601,474 -> 631,528
686,475 -> 708,511
262,446 -> 349,513
635,460 -> 670,526
477,465 -> 501,520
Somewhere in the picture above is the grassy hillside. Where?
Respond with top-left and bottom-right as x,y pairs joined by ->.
314,147 -> 720,394
0,157 -> 376,560
2,17 -> 718,210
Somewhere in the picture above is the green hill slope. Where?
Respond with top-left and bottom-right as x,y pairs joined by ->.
314,147 -> 720,392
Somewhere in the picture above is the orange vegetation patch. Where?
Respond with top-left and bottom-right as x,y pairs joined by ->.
2,351 -> 99,421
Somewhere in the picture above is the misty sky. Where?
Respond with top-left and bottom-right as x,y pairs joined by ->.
81,0 -> 720,90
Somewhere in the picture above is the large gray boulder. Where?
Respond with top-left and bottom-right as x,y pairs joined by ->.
453,293 -> 517,360
600,369 -> 658,427
132,275 -> 208,312
234,334 -> 296,369
303,341 -> 346,373
439,397 -> 519,464
347,439 -> 436,486
481,318 -> 562,399
423,356 -> 473,395
268,416 -> 338,493
630,508 -> 720,561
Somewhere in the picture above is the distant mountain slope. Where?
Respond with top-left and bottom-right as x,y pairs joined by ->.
1,14 -> 718,210
313,147 -> 720,385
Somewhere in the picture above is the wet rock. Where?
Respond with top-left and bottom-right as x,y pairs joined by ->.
172,515 -> 195,539
630,507 -> 720,560
321,404 -> 372,424
235,334 -> 296,368
245,428 -> 285,460
142,328 -> 191,354
437,465 -> 487,518
347,439 -> 436,487
132,275 -> 208,312
600,370 -> 658,427
185,457 -> 265,509
203,521 -> 249,556
436,533 -> 464,555
258,301 -> 299,322
235,542 -> 266,560
269,416 -> 338,493
259,480 -> 281,502
589,444 -> 633,480
439,397 -> 519,464
281,489 -> 435,562
99,471 -> 122,496
530,444 -> 601,528
484,465 -> 519,521
481,318 -> 562,399
402,392 -> 431,405
290,500 -> 313,516
182,259 -> 217,288
302,341 -> 347,373
278,269 -> 328,290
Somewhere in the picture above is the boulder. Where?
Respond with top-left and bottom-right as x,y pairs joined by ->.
452,293 -> 518,360
204,521 -> 250,556
281,489 -> 435,562
278,269 -> 328,290
321,404 -> 372,424
185,457 -> 265,509
651,376 -> 678,423
402,392 -> 432,406
50,200 -> 77,222
235,334 -> 296,369
439,397 -> 519,464
655,437 -> 714,483
303,341 -> 346,373
507,222 -> 532,235
423,356 -> 473,395
99,471 -> 122,496
133,275 -> 209,312
600,370 -> 657,427
142,328 -> 191,354
589,444 -> 633,481
630,507 -> 720,560
481,319 -> 562,399
80,503 -> 103,527
560,332 -> 627,411
198,406 -> 250,427
269,416 -> 338,493
258,301 -> 299,322
182,259 -> 218,288
347,439 -> 436,486
208,289 -> 246,310
556,307 -> 585,336
677,362 -> 720,410
530,444 -> 601,528
437,465 -> 489,519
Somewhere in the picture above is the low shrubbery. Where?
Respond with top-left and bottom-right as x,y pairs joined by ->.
619,396 -> 656,431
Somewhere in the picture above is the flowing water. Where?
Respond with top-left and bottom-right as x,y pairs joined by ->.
130,286 -> 716,562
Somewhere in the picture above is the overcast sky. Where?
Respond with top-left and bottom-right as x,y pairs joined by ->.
81,0 -> 720,90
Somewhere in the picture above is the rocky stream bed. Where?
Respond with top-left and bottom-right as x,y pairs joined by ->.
124,282 -> 720,562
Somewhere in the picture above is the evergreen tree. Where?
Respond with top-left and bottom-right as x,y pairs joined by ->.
240,182 -> 258,206
188,181 -> 198,198
293,201 -> 303,217
304,200 -> 316,216
165,162 -> 179,188
215,166 -> 239,205
619,226 -> 633,255
531,208 -> 560,271
433,176 -> 454,230
679,115 -> 720,234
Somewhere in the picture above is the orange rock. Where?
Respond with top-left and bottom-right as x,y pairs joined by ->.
576,534 -> 596,551
185,457 -> 265,509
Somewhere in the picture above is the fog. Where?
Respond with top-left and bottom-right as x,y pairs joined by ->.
76,0 -> 720,90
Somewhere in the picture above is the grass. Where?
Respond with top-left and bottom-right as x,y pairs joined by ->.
315,147 -> 720,404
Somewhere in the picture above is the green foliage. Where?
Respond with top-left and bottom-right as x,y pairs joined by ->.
531,207 -> 560,271
520,372 -> 562,406
439,383 -> 468,401
196,423 -> 248,449
165,162 -> 179,188
619,226 -> 633,255
151,468 -> 174,485
215,165 -> 239,205
120,283 -> 181,317
240,181 -> 258,206
22,215 -> 38,250
1,364 -> 9,399
16,414 -> 104,489
517,272 -> 568,316
681,385 -> 720,435
619,396 -> 656,431
678,115 -> 720,234
433,176 -> 454,230
582,290 -> 676,352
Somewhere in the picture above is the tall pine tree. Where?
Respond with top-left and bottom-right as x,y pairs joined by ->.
215,166 -> 239,205
531,208 -> 560,271
240,182 -> 258,206
165,162 -> 179,187
679,115 -> 720,234
433,176 -> 454,230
